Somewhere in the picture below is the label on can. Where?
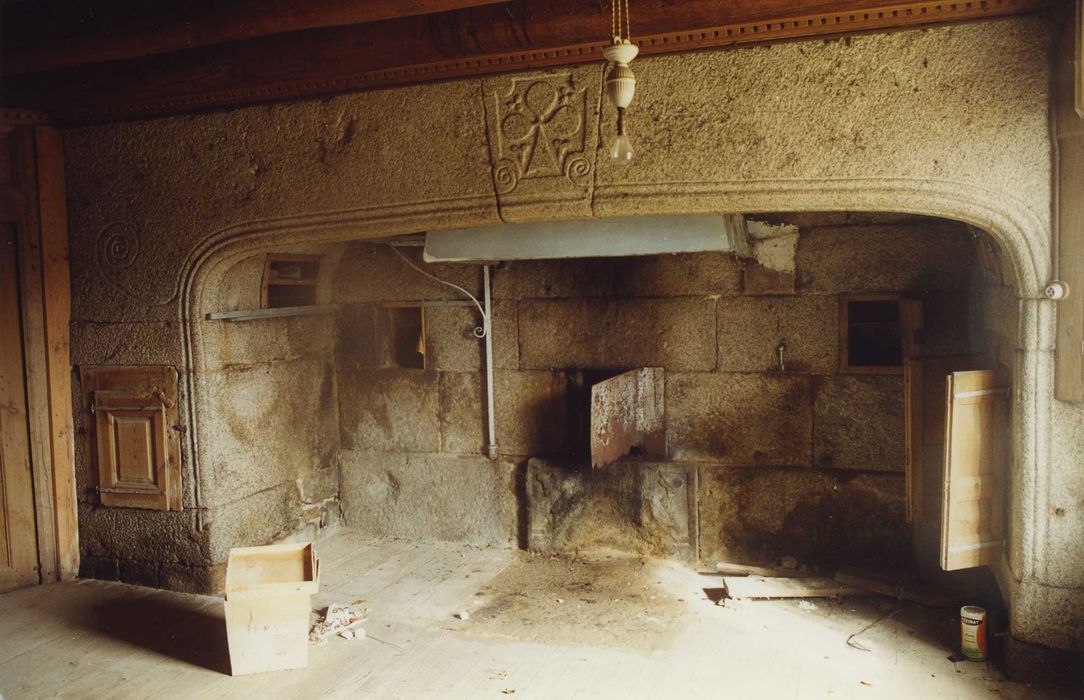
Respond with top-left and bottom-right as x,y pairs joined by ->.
960,605 -> 987,661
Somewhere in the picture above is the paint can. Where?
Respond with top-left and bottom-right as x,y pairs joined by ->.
960,605 -> 987,661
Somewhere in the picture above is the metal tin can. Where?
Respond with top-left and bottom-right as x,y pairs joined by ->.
960,605 -> 987,661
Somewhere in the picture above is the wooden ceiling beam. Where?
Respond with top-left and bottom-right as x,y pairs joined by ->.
1,0 -> 1053,123
2,0 -> 512,76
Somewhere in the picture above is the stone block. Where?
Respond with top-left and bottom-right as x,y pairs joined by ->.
336,304 -> 381,366
1002,635 -> 1084,686
610,252 -> 742,297
493,370 -> 571,457
1010,580 -> 1084,656
71,321 -> 182,366
119,559 -> 160,588
201,313 -> 335,370
667,373 -> 813,465
439,371 -> 485,454
336,363 -> 440,453
332,243 -> 483,303
718,295 -> 836,374
813,375 -> 905,471
425,304 -> 487,372
79,555 -> 120,582
795,222 -> 977,294
919,289 -> 976,357
78,503 -> 208,566
159,562 -> 227,595
493,258 -> 619,299
198,358 -> 340,502
297,466 -> 339,504
741,265 -> 796,295
518,298 -> 717,371
338,450 -> 516,545
494,253 -> 742,300
526,458 -> 696,560
1044,399 -> 1084,589
206,481 -> 304,564
699,466 -> 909,569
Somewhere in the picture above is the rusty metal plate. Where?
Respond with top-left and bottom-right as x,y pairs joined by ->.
590,367 -> 666,468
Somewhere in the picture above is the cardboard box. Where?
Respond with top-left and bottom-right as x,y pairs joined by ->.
224,542 -> 320,676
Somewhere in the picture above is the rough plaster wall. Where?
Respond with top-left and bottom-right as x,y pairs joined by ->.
330,216 -> 982,569
58,14 -> 1081,652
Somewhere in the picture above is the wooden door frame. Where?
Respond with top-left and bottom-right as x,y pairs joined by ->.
0,116 -> 79,583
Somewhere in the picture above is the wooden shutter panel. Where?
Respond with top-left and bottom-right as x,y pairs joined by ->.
81,366 -> 182,511
940,369 -> 1008,571
93,391 -> 172,510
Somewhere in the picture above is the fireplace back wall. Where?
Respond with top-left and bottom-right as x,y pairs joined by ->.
331,214 -> 991,568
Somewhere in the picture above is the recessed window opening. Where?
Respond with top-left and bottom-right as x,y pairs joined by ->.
847,298 -> 901,368
387,306 -> 426,369
839,293 -> 921,374
261,254 -> 322,308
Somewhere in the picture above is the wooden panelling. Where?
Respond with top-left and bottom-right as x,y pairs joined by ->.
80,366 -> 182,511
0,120 -> 78,583
941,369 -> 1007,571
0,0 -> 1052,123
1055,1 -> 1084,402
10,126 -> 60,583
0,224 -> 40,591
35,126 -> 77,578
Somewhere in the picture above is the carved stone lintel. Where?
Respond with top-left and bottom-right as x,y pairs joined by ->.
484,68 -> 601,221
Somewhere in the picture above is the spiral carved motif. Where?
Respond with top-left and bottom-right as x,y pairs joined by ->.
565,155 -> 592,187
97,222 -> 140,271
492,159 -> 519,195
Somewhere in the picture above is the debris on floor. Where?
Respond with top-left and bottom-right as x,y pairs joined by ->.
310,602 -> 369,644
798,600 -> 818,612
833,567 -> 951,607
455,610 -> 470,621
778,555 -> 800,570
708,562 -> 953,612
722,576 -> 866,600
714,560 -> 815,578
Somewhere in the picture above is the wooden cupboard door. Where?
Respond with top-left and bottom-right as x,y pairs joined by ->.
81,365 -> 181,511
940,369 -> 1008,571
904,354 -> 985,522
0,225 -> 40,591
93,391 -> 171,510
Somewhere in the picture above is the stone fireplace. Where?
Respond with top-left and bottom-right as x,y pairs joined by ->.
63,13 -> 1082,662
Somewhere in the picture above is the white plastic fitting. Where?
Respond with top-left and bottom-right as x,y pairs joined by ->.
1044,280 -> 1070,301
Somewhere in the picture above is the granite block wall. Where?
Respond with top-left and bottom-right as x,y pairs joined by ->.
330,214 -> 986,568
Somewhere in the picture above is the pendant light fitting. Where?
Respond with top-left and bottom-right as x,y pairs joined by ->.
604,0 -> 638,164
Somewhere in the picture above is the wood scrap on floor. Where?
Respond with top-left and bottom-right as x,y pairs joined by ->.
722,576 -> 867,600
714,561 -> 816,578
833,567 -> 951,607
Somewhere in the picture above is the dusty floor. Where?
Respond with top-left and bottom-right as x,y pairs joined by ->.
0,530 -> 1074,699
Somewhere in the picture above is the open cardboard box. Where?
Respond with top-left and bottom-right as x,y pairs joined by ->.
224,542 -> 320,676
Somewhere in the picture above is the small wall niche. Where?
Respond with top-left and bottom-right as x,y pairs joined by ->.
386,305 -> 426,369
839,294 -> 923,374
261,254 -> 322,308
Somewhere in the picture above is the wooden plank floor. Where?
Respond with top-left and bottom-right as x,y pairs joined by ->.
0,530 -> 1074,699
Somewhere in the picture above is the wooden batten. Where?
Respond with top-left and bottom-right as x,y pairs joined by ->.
35,127 -> 78,580
0,120 -> 79,584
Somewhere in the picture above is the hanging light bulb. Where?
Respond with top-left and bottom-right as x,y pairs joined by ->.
603,0 -> 638,165
609,115 -> 634,164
